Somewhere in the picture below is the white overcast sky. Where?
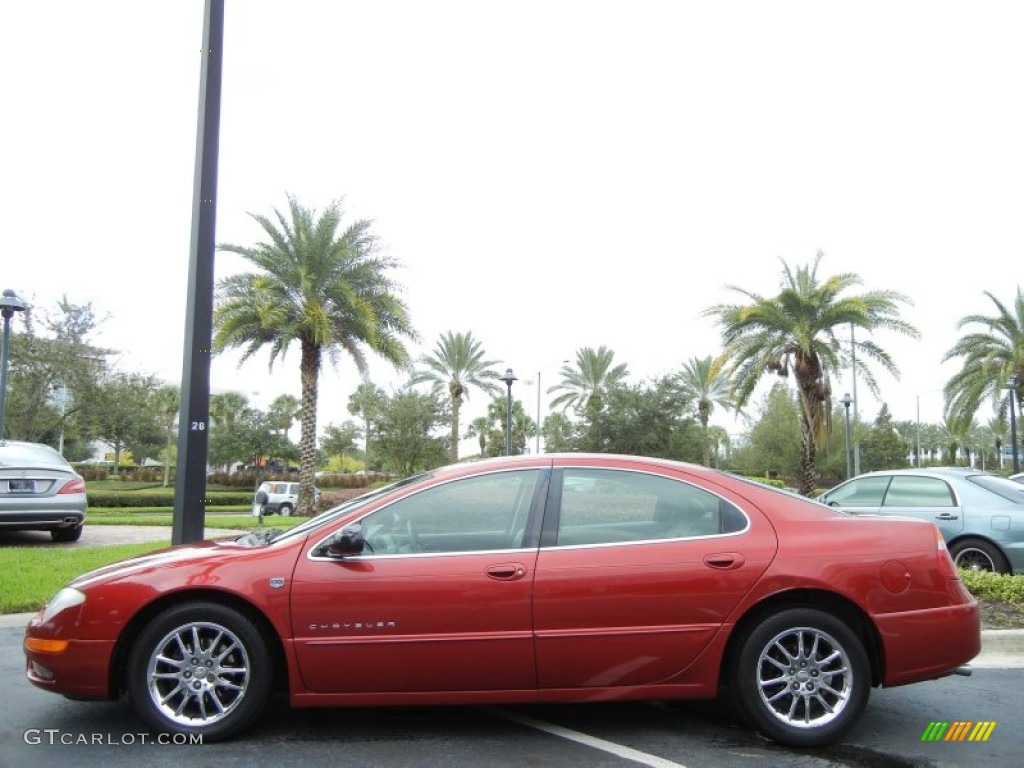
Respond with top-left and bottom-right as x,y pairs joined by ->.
3,1 -> 1023,443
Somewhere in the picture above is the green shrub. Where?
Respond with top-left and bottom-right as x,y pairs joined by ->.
959,570 -> 1024,603
204,470 -> 384,490
87,491 -> 254,508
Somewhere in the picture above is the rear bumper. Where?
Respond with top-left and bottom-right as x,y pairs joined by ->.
875,600 -> 981,687
0,509 -> 85,531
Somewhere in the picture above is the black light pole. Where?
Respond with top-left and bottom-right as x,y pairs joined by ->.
1009,376 -> 1020,475
0,289 -> 28,441
500,368 -> 517,456
840,392 -> 854,479
173,0 -> 224,545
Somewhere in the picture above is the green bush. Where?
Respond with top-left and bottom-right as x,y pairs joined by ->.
87,491 -> 254,508
959,570 -> 1024,603
205,470 -> 382,490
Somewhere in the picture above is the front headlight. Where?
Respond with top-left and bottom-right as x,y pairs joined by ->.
41,587 -> 86,624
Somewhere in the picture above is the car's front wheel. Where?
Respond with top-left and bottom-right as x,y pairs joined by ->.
950,538 -> 1010,574
127,602 -> 271,741
729,607 -> 870,748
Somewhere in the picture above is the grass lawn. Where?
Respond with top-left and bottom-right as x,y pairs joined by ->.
0,542 -> 170,614
0,516 -> 306,613
85,511 -> 305,529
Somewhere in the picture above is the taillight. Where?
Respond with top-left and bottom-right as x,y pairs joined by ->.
935,525 -> 959,579
58,475 -> 86,495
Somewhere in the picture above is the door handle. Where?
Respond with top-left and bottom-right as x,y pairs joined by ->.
704,553 -> 745,570
935,513 -> 959,521
485,563 -> 527,581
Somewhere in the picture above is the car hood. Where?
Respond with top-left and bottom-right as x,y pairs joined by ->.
69,537 -> 252,590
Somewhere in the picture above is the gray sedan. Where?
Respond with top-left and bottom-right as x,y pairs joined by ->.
0,440 -> 87,542
818,467 -> 1024,574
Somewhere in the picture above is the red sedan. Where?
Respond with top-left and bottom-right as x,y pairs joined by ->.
24,454 -> 980,747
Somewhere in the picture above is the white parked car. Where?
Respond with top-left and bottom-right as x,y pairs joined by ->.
252,481 -> 320,516
0,440 -> 87,541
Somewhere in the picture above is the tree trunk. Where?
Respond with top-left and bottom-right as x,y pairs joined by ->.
699,402 -> 711,467
450,396 -> 461,463
796,380 -> 819,496
163,426 -> 173,487
297,340 -> 321,515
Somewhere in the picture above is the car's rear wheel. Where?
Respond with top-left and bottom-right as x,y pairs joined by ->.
279,503 -> 293,516
950,538 -> 1010,574
51,524 -> 83,542
729,607 -> 870,747
127,602 -> 271,742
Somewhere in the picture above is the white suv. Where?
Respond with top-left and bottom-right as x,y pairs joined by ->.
252,482 -> 319,516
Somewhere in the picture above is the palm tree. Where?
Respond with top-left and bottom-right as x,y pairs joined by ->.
676,355 -> 734,466
409,331 -> 502,462
937,415 -> 967,465
703,253 -> 918,495
215,196 -> 417,514
987,414 -> 1009,469
209,391 -> 250,431
152,384 -> 180,487
348,381 -> 386,473
465,416 -> 491,456
943,289 -> 1024,436
706,425 -> 731,468
548,346 -> 629,414
266,394 -> 300,440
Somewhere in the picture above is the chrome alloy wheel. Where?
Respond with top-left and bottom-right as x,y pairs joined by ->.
755,626 -> 853,729
145,621 -> 250,726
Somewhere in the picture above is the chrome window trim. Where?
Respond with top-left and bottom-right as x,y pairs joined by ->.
545,527 -> 750,552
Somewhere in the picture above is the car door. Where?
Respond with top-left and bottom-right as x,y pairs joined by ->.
532,464 -> 777,689
878,474 -> 964,539
289,467 -> 546,694
819,475 -> 892,514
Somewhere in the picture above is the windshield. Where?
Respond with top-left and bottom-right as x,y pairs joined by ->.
244,472 -> 431,545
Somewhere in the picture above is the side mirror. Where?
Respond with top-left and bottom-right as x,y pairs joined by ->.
319,525 -> 365,558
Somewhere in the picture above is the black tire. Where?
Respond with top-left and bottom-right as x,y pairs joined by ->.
279,503 -> 293,517
51,525 -> 83,542
950,538 -> 1010,574
729,607 -> 870,748
127,602 -> 272,742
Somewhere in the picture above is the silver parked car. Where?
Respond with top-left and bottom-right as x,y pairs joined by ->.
818,467 -> 1024,574
0,440 -> 87,542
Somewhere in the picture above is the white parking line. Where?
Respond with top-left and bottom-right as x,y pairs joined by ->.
489,708 -> 689,768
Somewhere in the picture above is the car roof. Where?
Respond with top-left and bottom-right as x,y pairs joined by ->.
855,467 -> 986,478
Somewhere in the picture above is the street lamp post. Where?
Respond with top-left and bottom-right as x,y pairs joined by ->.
535,370 -> 541,455
0,289 -> 29,441
840,392 -> 854,479
500,368 -> 517,456
1009,376 -> 1020,474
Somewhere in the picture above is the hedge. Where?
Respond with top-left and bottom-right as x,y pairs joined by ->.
87,491 -> 254,508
